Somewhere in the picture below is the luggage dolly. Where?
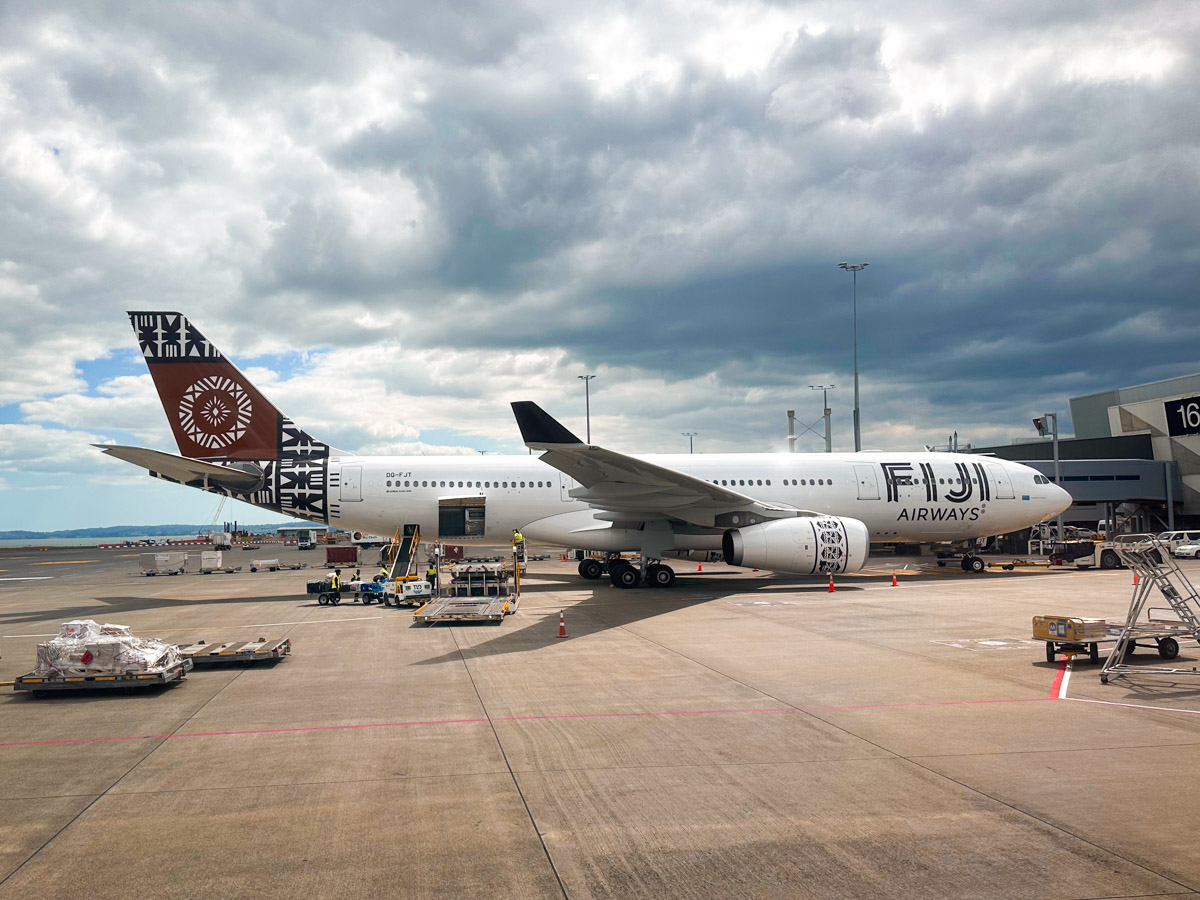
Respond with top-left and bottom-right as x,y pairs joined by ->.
14,659 -> 193,698
179,637 -> 291,666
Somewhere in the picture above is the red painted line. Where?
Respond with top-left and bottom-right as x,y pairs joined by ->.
0,696 -> 1052,749
1049,660 -> 1068,698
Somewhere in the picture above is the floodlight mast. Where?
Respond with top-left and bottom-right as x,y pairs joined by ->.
577,375 -> 596,443
837,262 -> 868,452
681,432 -> 697,453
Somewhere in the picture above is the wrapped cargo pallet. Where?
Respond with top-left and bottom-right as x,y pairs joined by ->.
33,620 -> 182,677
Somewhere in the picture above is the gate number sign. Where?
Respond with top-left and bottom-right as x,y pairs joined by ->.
1165,396 -> 1200,437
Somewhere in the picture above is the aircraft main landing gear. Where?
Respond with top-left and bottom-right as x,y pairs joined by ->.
960,555 -> 986,574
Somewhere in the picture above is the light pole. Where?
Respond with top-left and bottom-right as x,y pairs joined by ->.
682,432 -> 697,453
1034,413 -> 1064,543
809,385 -> 835,453
837,262 -> 868,452
577,375 -> 595,443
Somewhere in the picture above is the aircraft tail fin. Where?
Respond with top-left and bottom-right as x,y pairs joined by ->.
127,311 -> 330,462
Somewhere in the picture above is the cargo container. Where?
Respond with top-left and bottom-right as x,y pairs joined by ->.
139,552 -> 187,576
326,545 -> 358,566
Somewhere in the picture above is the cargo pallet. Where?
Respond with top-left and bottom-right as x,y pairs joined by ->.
414,595 -> 517,624
413,553 -> 521,625
14,659 -> 193,697
180,637 -> 291,665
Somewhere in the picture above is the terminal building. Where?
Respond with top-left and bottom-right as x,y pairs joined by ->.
971,373 -> 1200,532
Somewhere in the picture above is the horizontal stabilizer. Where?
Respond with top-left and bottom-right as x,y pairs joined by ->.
95,444 -> 264,492
511,401 -> 584,447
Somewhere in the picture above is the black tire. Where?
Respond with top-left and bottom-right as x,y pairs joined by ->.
318,594 -> 329,605
578,559 -> 604,580
1100,550 -> 1119,570
960,557 -> 970,571
1090,642 -> 1099,664
250,567 -> 257,573
32,689 -> 48,699
968,556 -> 985,574
1045,642 -> 1055,663
1124,642 -> 1136,658
650,565 -> 675,588
614,565 -> 641,589
1158,637 -> 1180,660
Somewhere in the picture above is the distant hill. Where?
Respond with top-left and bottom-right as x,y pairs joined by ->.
0,524 -> 297,540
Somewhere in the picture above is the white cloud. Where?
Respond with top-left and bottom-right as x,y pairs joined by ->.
0,0 -> 1197,528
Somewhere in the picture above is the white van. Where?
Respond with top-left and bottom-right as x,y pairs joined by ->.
1157,531 -> 1200,556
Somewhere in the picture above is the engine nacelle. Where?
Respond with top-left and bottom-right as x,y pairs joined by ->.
722,516 -> 870,575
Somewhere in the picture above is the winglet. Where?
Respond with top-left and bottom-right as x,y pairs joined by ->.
511,401 -> 584,447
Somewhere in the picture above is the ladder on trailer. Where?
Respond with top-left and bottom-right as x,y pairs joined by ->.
1100,535 -> 1200,684
385,524 -> 421,581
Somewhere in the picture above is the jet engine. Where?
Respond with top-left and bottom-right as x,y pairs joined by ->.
722,516 -> 870,575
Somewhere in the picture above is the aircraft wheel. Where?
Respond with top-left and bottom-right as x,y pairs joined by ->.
612,564 -> 641,589
578,559 -> 603,580
647,564 -> 675,588
967,556 -> 985,574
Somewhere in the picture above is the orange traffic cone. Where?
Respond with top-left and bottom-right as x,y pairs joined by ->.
891,571 -> 898,586
556,610 -> 567,639
827,573 -> 836,593
697,562 -> 703,572
1133,572 -> 1138,586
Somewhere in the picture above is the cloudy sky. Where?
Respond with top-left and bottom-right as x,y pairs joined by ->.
1,1 -> 1198,531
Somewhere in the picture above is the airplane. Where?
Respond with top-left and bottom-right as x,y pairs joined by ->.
98,311 -> 1072,587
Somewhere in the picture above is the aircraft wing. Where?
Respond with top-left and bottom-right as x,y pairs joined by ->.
510,402 -> 810,528
95,444 -> 264,492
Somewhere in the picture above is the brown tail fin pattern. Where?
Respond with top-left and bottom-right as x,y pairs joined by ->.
129,311 -> 332,522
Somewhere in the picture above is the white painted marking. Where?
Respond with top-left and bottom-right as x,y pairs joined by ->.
1066,697 -> 1200,716
1,615 -> 384,640
0,577 -> 53,582
1058,661 -> 1072,699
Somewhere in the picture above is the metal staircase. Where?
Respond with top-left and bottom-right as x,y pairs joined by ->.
385,524 -> 421,581
1100,536 -> 1200,684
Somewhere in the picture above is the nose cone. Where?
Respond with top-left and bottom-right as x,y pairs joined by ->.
1048,483 -> 1072,518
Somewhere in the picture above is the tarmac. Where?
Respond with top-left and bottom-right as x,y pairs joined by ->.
3,544 -> 1200,899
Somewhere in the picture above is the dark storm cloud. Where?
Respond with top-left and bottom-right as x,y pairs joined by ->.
2,0 -> 1199,460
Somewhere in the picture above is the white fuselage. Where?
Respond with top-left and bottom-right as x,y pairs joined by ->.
321,452 -> 1069,553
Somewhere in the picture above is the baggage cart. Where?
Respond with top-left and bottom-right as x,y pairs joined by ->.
179,637 -> 290,665
15,659 -> 192,698
1036,613 -> 1194,665
306,579 -> 342,605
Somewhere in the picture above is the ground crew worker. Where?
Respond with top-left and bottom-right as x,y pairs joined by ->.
425,560 -> 438,589
512,528 -> 526,560
330,569 -> 342,603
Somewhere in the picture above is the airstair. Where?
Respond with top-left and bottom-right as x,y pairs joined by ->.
1100,535 -> 1200,684
385,524 -> 421,581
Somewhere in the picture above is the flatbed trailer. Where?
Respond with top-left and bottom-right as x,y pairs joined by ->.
414,595 -> 517,624
14,659 -> 193,697
180,637 -> 291,665
1038,620 -> 1193,665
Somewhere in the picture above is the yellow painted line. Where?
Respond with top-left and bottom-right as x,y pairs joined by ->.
31,560 -> 99,566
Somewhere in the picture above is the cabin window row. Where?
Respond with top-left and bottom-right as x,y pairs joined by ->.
385,480 -> 552,489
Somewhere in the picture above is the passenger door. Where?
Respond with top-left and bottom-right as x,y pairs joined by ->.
340,465 -> 362,502
854,465 -> 880,500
